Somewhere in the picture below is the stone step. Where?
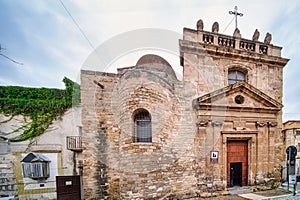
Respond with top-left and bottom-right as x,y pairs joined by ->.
228,186 -> 252,195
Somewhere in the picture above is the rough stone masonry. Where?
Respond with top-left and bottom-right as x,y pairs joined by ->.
81,20 -> 289,199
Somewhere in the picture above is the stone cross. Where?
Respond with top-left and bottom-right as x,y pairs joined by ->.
229,6 -> 243,30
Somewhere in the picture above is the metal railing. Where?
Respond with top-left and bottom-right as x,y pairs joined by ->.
66,136 -> 82,151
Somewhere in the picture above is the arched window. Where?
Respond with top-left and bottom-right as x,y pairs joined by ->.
134,109 -> 152,143
228,70 -> 246,84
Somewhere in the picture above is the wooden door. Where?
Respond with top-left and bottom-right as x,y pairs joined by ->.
56,175 -> 82,200
227,141 -> 248,187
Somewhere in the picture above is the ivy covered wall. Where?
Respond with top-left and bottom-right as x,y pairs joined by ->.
0,77 -> 80,142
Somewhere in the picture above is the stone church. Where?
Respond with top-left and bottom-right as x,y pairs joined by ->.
81,20 -> 289,199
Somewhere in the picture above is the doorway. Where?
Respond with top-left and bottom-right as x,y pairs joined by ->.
227,141 -> 248,187
230,162 -> 242,187
56,175 -> 82,200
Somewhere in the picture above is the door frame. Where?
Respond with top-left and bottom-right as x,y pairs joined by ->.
221,133 -> 257,187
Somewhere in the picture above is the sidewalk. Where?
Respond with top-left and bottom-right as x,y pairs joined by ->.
237,183 -> 300,200
239,193 -> 266,200
239,192 -> 300,200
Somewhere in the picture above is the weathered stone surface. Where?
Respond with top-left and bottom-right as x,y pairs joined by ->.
81,20 -> 289,199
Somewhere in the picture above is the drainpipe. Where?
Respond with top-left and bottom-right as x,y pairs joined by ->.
73,151 -> 77,175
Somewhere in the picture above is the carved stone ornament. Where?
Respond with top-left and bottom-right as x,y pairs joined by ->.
264,32 -> 272,44
196,120 -> 208,127
267,122 -> 277,127
256,121 -> 266,127
192,100 -> 200,110
211,121 -> 223,127
233,28 -> 241,38
197,19 -> 204,31
212,22 -> 219,33
252,29 -> 260,41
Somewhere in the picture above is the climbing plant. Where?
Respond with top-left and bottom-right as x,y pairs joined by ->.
0,77 -> 80,142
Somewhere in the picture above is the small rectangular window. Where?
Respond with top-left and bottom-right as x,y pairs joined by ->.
22,162 -> 50,179
134,109 -> 152,143
228,70 -> 246,84
21,153 -> 50,179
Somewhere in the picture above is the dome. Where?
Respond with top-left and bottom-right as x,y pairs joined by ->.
135,54 -> 177,80
136,54 -> 172,67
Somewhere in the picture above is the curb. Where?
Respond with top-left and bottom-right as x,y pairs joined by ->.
260,193 -> 300,199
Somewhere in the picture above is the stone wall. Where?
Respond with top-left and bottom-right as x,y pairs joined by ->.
181,21 -> 288,190
180,39 -> 286,102
81,58 -> 201,199
81,21 -> 289,199
0,153 -> 17,197
0,108 -> 81,199
81,70 -> 119,199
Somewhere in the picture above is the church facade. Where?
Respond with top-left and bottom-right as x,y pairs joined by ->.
81,20 -> 289,199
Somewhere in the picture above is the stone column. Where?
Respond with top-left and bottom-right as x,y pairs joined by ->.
213,33 -> 218,46
235,37 -> 241,51
197,31 -> 203,44
267,121 -> 278,179
195,120 -> 209,188
249,134 -> 257,185
211,121 -> 223,189
256,121 -> 268,183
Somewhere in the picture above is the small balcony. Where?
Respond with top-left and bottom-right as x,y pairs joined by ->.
67,136 -> 82,151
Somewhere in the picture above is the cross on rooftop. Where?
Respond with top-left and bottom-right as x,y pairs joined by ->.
229,6 -> 243,30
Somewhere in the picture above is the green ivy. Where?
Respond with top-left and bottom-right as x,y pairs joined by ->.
0,77 -> 80,142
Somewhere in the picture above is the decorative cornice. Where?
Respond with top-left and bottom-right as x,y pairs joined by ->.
195,81 -> 282,110
221,130 -> 258,134
179,39 -> 289,66
256,121 -> 277,128
267,121 -> 277,127
256,121 -> 267,127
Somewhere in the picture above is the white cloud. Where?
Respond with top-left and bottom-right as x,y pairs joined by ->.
1,0 -> 300,119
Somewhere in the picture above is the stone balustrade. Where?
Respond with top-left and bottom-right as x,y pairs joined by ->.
183,22 -> 283,57
218,35 -> 235,48
202,33 -> 214,44
239,39 -> 255,52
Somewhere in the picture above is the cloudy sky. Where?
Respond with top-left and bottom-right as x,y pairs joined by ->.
0,0 -> 299,121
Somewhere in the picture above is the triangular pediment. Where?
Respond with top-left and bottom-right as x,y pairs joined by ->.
194,82 -> 282,112
21,152 -> 50,163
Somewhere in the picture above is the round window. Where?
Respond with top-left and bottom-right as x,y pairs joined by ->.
235,95 -> 244,104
